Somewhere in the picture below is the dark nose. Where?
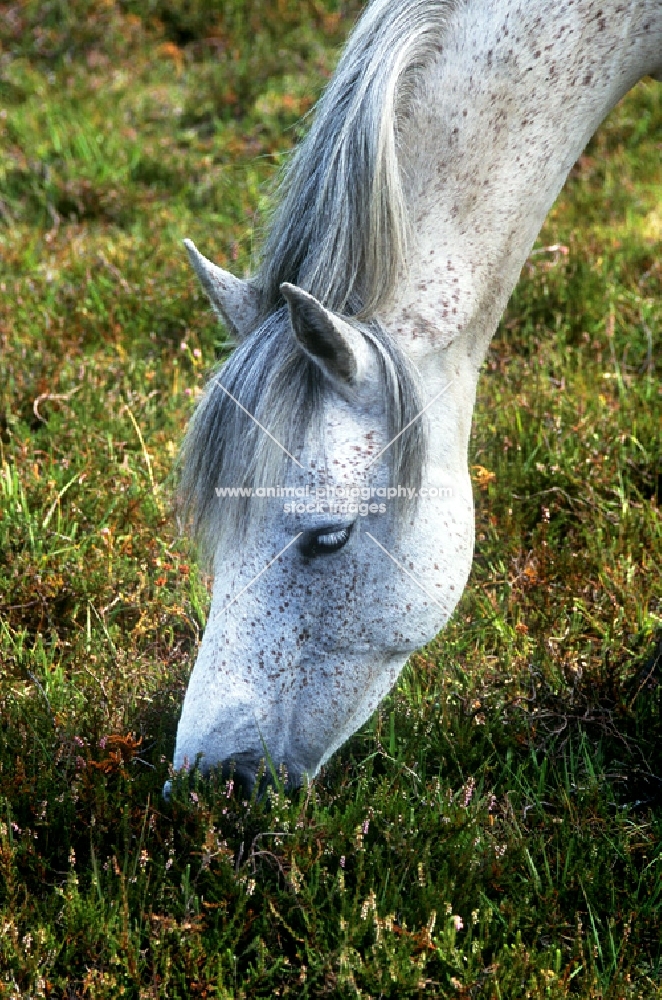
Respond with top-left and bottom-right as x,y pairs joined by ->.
162,759 -> 257,802
163,755 -> 304,803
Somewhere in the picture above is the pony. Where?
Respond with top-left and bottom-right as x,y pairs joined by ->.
171,0 -> 661,791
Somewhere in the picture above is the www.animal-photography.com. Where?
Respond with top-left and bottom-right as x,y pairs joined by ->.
1,1 -> 661,996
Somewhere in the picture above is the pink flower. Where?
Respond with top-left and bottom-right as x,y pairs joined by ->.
453,915 -> 463,932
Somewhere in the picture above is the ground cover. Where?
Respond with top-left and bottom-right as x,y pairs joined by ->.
0,2 -> 661,996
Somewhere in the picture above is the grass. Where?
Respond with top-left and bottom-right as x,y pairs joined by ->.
0,1 -> 661,996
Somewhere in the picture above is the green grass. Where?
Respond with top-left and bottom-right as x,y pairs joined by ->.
0,2 -> 661,996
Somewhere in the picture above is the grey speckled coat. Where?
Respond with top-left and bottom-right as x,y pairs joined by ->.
171,0 -> 662,790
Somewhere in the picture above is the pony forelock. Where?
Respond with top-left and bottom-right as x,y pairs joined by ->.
179,311 -> 427,561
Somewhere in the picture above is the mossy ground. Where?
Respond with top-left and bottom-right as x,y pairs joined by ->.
0,2 -> 661,997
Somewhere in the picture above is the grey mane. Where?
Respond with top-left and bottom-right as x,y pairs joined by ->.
181,0 -> 459,555
255,0 -> 459,318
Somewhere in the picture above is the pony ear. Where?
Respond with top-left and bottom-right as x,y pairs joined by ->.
281,282 -> 366,388
184,239 -> 261,341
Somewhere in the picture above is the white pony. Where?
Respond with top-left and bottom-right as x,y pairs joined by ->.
172,0 -> 661,790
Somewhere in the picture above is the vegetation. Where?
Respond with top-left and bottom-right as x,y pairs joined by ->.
0,1 -> 660,996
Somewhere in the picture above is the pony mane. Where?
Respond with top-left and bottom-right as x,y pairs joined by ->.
254,0 -> 459,318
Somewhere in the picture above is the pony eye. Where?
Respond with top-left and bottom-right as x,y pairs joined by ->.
300,524 -> 354,558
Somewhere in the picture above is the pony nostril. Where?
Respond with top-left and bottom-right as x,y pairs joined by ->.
225,766 -> 256,797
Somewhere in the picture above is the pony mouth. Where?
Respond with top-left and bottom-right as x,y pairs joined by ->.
165,754 -> 310,797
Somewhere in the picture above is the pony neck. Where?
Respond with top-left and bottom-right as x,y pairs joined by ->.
382,0 -> 661,377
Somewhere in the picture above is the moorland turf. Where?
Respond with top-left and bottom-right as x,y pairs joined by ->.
0,2 -> 661,996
